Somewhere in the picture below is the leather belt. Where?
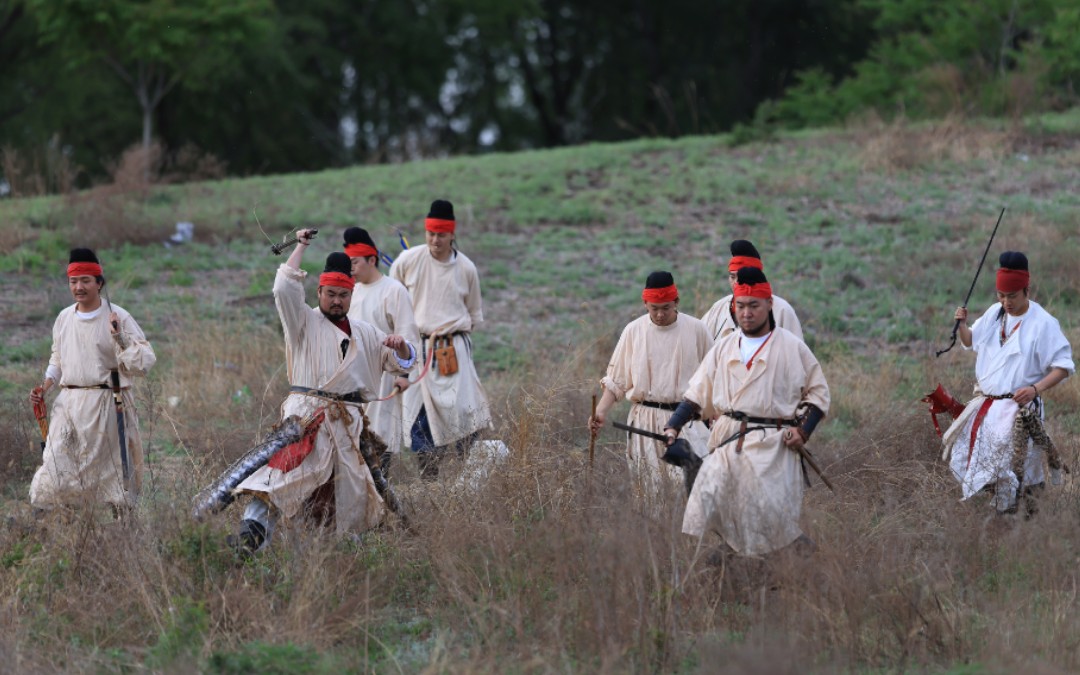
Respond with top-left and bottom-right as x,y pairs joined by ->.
720,411 -> 799,454
289,386 -> 365,404
62,384 -> 128,390
637,400 -> 680,411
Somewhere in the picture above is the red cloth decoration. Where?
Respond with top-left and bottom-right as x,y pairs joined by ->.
268,410 -> 326,472
996,268 -> 1029,292
728,255 -> 764,272
642,285 -> 678,303
732,282 -> 773,299
67,262 -> 103,278
319,272 -> 355,290
425,217 -> 456,233
344,243 -> 378,258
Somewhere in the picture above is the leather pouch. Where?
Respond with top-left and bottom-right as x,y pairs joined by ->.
435,336 -> 459,376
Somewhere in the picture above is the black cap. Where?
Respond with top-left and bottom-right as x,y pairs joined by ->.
69,248 -> 100,264
999,251 -> 1028,271
427,199 -> 455,221
736,266 -> 769,285
323,252 -> 352,275
343,227 -> 378,250
645,270 -> 675,288
730,240 -> 761,260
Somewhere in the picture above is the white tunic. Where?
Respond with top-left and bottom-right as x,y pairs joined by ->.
390,246 -> 491,447
700,293 -> 803,341
30,304 -> 156,508
942,301 -> 1074,499
600,313 -> 714,494
237,265 -> 413,534
348,275 -> 420,455
681,328 -> 830,556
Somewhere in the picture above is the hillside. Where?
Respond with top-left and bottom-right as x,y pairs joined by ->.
1,114 -> 1080,672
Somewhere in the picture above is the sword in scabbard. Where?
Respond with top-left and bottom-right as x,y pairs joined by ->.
791,443 -> 835,493
612,421 -> 669,442
110,369 -> 131,490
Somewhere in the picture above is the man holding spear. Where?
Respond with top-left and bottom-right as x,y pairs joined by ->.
231,229 -> 416,553
942,252 -> 1073,514
28,248 -> 156,515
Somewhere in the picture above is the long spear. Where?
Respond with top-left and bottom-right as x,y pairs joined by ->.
936,207 -> 1006,358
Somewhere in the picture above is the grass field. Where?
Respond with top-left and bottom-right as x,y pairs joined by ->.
1,111 -> 1080,672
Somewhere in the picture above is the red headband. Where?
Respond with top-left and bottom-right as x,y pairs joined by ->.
729,256 -> 763,272
344,243 -> 378,259
996,268 -> 1029,293
642,285 -> 678,304
319,272 -> 355,290
425,218 -> 456,233
732,282 -> 773,300
67,262 -> 103,278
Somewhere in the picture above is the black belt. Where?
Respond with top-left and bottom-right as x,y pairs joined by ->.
721,411 -> 798,427
985,394 -> 1013,400
637,400 -> 680,411
62,384 -> 126,390
420,331 -> 468,341
289,386 -> 365,404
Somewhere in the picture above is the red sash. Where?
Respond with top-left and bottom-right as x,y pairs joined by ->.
966,398 -> 997,470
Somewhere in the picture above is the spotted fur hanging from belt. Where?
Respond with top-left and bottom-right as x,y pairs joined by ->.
1012,406 -> 1069,484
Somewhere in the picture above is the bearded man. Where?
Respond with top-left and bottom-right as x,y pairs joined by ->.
942,251 -> 1074,514
29,248 -> 156,513
700,240 -> 802,341
665,266 -> 830,556
232,229 -> 416,553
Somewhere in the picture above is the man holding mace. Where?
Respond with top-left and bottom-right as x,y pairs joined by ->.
344,227 -> 420,477
232,229 -> 416,552
700,240 -> 802,341
942,251 -> 1073,514
28,248 -> 156,514
665,267 -> 830,556
588,271 -> 714,496
389,200 -> 491,480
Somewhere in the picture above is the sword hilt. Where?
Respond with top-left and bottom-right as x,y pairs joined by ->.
271,228 -> 319,255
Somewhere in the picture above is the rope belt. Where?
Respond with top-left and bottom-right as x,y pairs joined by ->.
637,400 -> 680,411
289,386 -> 365,405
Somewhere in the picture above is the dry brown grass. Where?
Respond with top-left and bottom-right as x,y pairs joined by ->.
2,337 -> 1079,671
1,139 -> 79,198
854,112 -> 1019,173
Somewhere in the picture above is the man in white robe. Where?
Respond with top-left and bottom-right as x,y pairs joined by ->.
233,231 -> 416,552
942,251 -> 1073,514
29,248 -> 156,513
700,240 -> 802,341
389,199 -> 491,480
665,267 -> 830,556
588,271 -> 714,496
344,227 -> 420,477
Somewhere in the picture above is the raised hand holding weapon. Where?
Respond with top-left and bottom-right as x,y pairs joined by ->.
272,228 -> 319,255
936,207 -> 1006,357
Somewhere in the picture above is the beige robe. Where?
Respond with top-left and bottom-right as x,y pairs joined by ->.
30,304 -> 156,509
682,328 -> 829,556
700,293 -> 803,341
390,246 -> 491,447
601,313 -> 714,494
348,275 -> 420,455
237,265 -> 412,534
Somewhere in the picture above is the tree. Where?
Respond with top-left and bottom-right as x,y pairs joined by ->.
28,0 -> 276,151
